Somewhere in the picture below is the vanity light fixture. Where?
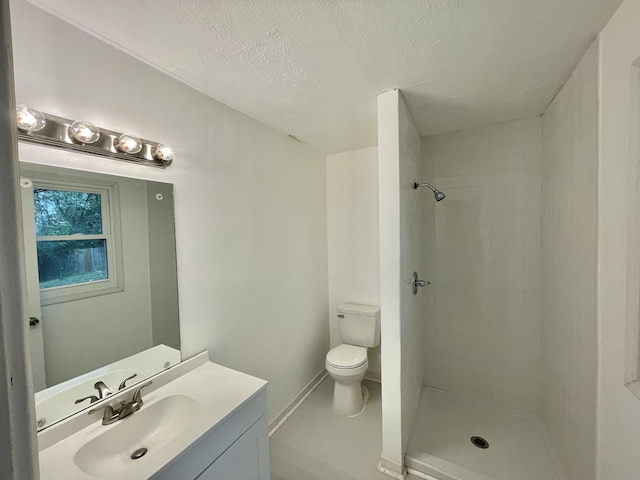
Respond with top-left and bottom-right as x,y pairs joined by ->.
154,144 -> 174,164
16,104 -> 46,132
116,133 -> 143,155
69,120 -> 100,144
15,107 -> 173,168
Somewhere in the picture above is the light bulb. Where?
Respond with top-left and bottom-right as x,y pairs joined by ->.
16,105 -> 46,132
154,144 -> 174,163
69,120 -> 100,144
116,133 -> 142,154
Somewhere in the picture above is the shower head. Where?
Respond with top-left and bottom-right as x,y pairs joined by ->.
413,182 -> 446,202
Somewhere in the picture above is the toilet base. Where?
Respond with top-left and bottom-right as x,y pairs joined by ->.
332,383 -> 369,417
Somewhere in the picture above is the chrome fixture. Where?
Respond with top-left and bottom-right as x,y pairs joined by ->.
88,381 -> 152,425
412,272 -> 430,294
74,395 -> 99,405
16,104 -> 46,132
81,373 -> 139,404
69,120 -> 100,144
15,105 -> 173,168
154,144 -> 174,163
118,373 -> 138,390
115,133 -> 143,154
76,375 -> 129,405
94,381 -> 113,399
413,182 -> 446,201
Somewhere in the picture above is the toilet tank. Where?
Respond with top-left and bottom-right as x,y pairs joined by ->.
337,303 -> 380,348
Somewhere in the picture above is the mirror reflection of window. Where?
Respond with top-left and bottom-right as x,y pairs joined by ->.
23,176 -> 124,306
33,188 -> 110,289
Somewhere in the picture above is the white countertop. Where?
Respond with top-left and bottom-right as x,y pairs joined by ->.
38,352 -> 267,479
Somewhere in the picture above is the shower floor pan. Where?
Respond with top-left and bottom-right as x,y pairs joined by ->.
405,388 -> 565,480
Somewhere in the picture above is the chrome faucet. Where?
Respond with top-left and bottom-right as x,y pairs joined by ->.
88,381 -> 152,425
94,381 -> 113,399
75,374 -> 139,406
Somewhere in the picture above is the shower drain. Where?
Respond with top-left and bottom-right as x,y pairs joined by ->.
470,436 -> 489,449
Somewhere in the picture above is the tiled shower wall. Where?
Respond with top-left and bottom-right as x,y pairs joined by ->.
541,42 -> 598,480
421,117 -> 542,413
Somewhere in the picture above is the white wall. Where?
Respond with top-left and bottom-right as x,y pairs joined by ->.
421,117 -> 543,413
326,146 -> 381,378
377,89 -> 423,476
10,0 -> 329,422
398,91 -> 424,458
378,90 -> 403,475
597,0 -> 640,477
541,42 -> 599,480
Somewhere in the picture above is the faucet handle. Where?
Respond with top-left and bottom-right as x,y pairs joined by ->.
118,373 -> 138,390
132,381 -> 153,406
74,395 -> 99,405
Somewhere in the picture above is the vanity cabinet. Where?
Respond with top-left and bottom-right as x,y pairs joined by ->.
152,388 -> 270,480
196,417 -> 269,479
37,355 -> 270,480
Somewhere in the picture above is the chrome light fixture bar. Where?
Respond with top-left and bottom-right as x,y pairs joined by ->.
16,108 -> 173,168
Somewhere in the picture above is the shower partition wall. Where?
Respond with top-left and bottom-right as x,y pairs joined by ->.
377,89 -> 424,478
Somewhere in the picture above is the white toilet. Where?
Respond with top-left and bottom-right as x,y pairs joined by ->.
325,303 -> 380,417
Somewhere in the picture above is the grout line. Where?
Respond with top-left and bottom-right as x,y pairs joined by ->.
268,370 -> 328,438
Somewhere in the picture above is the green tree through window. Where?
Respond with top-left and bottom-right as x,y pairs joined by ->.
34,188 -> 109,289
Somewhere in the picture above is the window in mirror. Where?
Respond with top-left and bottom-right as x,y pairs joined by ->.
28,180 -> 124,305
35,188 -> 108,288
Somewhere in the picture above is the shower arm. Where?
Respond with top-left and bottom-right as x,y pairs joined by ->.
413,182 -> 436,192
413,181 -> 446,202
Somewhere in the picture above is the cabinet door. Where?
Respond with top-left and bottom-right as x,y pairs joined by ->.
197,417 -> 270,480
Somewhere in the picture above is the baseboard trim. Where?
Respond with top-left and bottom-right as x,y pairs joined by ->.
378,455 -> 407,479
268,369 -> 328,438
405,467 -> 441,480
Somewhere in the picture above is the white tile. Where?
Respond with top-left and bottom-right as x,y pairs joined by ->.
421,118 -> 543,414
407,388 -> 562,480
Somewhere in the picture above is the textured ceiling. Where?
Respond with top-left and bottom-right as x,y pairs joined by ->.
27,0 -> 622,154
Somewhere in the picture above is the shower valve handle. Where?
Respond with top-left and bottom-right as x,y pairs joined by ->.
412,272 -> 430,295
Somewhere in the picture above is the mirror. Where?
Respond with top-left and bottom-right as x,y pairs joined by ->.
19,152 -> 181,430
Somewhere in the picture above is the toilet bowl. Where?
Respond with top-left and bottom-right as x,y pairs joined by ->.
326,344 -> 369,417
327,303 -> 380,417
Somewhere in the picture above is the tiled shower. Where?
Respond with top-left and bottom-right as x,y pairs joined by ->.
409,41 -> 599,480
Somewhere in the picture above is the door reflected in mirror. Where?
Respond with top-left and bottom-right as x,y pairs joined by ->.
19,158 -> 181,430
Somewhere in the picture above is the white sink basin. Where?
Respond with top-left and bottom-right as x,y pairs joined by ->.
38,355 -> 268,480
73,394 -> 200,477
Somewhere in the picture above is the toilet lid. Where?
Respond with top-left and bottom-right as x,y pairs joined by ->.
326,344 -> 367,369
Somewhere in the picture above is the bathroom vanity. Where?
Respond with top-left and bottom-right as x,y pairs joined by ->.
37,352 -> 270,479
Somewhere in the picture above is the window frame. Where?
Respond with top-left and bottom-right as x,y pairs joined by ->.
29,174 -> 124,305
